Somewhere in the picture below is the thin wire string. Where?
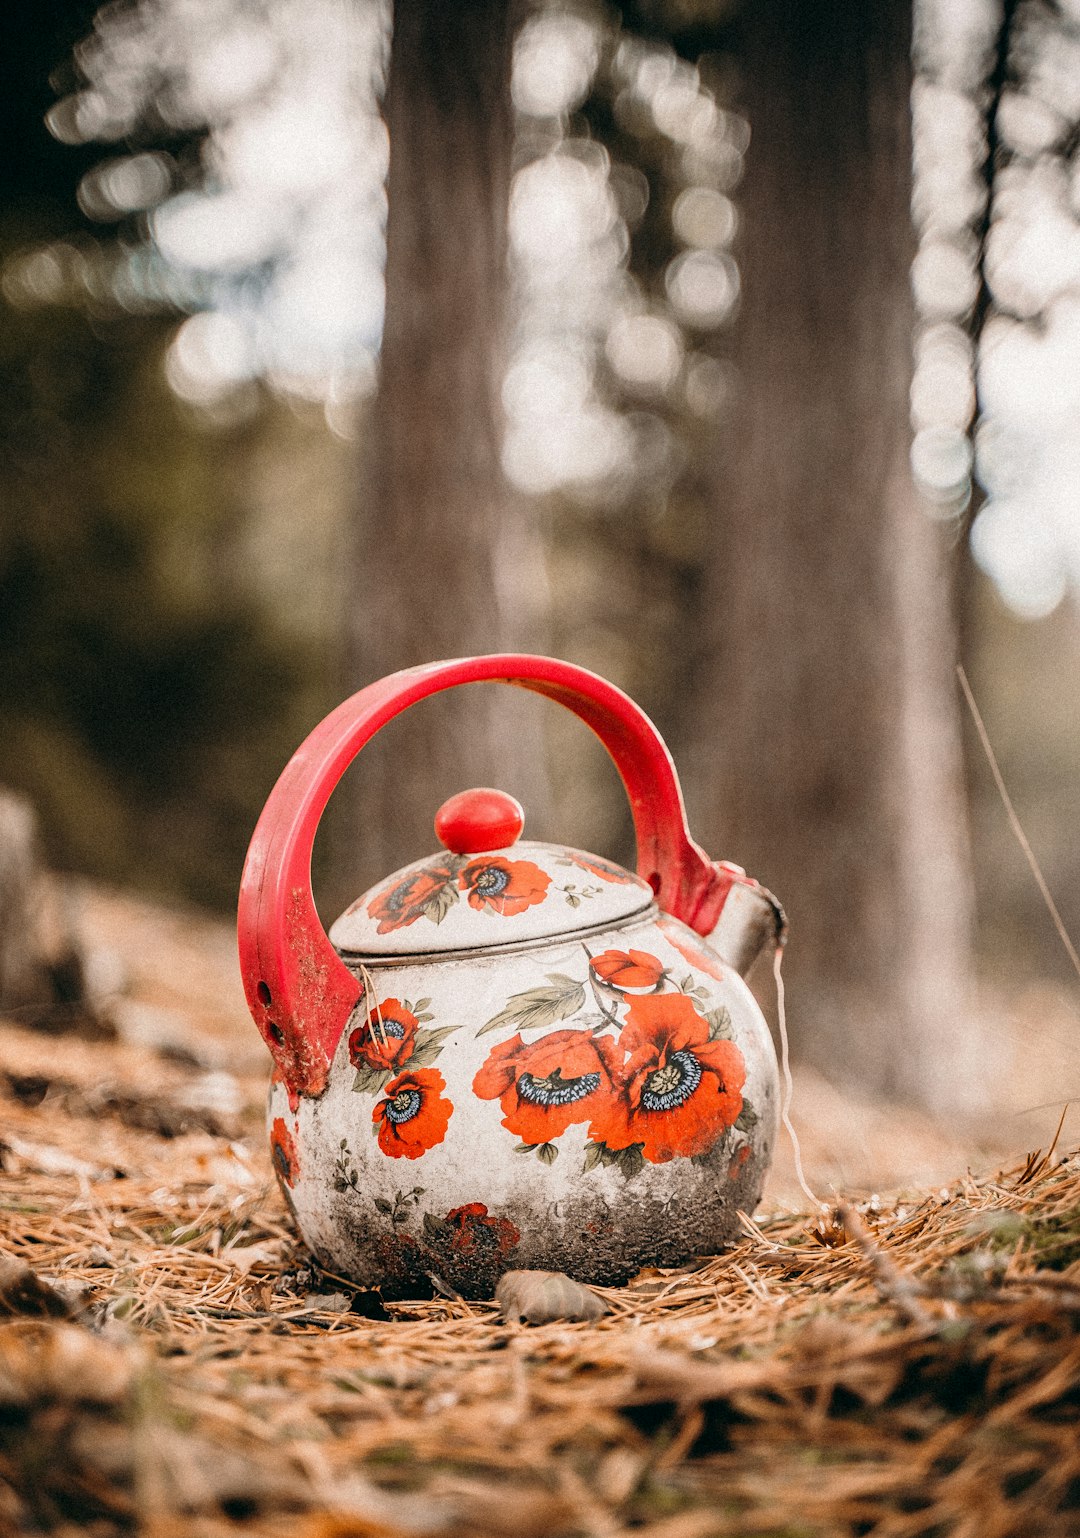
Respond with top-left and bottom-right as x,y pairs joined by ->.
958,663 -> 1080,984
773,944 -> 824,1210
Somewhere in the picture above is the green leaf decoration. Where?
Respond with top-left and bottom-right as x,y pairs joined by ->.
413,998 -> 432,1012
408,1025 -> 459,1067
515,1142 -> 538,1154
735,1101 -> 758,1133
414,1012 -> 435,1023
423,1212 -> 453,1241
477,974 -> 587,1037
585,1139 -> 638,1172
352,1064 -> 392,1096
536,1142 -> 559,1166
706,1006 -> 733,1041
333,1177 -> 348,1192
681,974 -> 695,993
422,880 -> 459,925
374,1197 -> 393,1215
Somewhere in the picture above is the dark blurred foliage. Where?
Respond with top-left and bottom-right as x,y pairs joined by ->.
3,3 -> 99,227
0,7 -> 328,907
0,278 -> 327,905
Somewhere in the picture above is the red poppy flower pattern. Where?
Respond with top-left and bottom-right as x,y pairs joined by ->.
270,1117 -> 299,1188
590,948 -> 668,990
473,1029 -> 622,1144
348,997 -> 419,1071
366,860 -> 461,934
567,853 -> 640,885
459,856 -> 551,916
372,1068 -> 453,1159
365,853 -> 554,932
333,938 -> 750,1198
445,1202 -> 521,1259
587,993 -> 745,1163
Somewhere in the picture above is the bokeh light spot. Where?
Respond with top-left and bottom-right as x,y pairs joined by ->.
512,12 -> 600,119
165,310 -> 257,405
605,314 -> 683,394
78,153 -> 173,220
971,499 -> 1069,620
664,248 -> 739,329
672,187 -> 737,249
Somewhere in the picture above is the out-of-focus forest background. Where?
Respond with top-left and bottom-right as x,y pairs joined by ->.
3,0 -> 1080,1133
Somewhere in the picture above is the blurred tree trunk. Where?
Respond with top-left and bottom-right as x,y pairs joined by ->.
0,789 -> 49,1014
335,0 -> 547,901
694,0 -> 976,1109
0,787 -> 89,1030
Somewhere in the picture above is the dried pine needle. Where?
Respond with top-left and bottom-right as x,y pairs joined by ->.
1,886 -> 1079,1535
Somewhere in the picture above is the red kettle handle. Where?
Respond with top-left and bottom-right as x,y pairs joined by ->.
238,654 -> 745,1098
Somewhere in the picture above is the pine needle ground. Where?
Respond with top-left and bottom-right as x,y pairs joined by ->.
0,887 -> 1077,1537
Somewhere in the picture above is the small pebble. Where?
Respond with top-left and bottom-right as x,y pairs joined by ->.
303,1291 -> 352,1313
496,1269 -> 608,1325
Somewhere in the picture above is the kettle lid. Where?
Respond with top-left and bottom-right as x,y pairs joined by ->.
328,788 -> 653,957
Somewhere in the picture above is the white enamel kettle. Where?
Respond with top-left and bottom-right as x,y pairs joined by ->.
239,655 -> 785,1297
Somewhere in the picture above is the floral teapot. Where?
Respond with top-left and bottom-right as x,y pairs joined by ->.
238,655 -> 785,1297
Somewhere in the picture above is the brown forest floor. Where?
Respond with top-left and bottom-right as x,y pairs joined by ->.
0,885 -> 1078,1537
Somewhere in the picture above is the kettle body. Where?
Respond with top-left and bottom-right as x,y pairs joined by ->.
240,656 -> 784,1297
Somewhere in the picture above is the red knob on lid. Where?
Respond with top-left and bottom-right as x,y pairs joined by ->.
435,788 -> 525,854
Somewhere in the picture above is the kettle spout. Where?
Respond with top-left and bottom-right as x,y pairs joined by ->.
701,864 -> 787,979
